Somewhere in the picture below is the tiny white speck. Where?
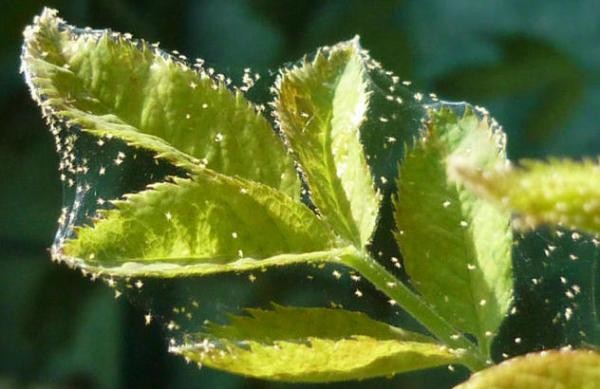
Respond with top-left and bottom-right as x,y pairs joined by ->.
565,307 -> 573,320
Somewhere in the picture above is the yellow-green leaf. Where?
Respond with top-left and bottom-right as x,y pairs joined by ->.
275,38 -> 380,246
171,305 -> 461,382
394,108 -> 513,354
59,169 -> 346,277
455,349 -> 600,389
21,8 -> 299,195
450,158 -> 600,235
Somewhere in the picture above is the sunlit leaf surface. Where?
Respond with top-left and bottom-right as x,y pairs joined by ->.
21,8 -> 299,195
275,38 -> 381,246
61,171 -> 347,277
394,108 -> 513,352
455,349 -> 600,389
173,305 -> 461,382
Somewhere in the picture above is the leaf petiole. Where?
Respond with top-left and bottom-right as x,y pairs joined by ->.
342,250 -> 489,372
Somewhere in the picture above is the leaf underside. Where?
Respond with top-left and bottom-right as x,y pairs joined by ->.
21,8 -> 299,196
450,158 -> 600,235
455,349 -> 600,389
61,170 -> 345,277
394,108 -> 513,352
172,305 -> 460,382
275,38 -> 380,247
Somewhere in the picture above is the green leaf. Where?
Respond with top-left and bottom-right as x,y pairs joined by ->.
455,349 -> 600,389
171,305 -> 461,382
450,158 -> 600,235
21,8 -> 299,195
394,107 -> 513,354
275,38 -> 381,246
60,169 -> 347,277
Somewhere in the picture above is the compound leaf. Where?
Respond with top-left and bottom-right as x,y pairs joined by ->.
455,349 -> 600,389
172,305 -> 460,382
450,158 -> 600,235
21,8 -> 299,195
275,38 -> 380,246
394,108 -> 513,354
60,169 -> 346,277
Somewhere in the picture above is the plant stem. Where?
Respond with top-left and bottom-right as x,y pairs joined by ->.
343,250 -> 489,372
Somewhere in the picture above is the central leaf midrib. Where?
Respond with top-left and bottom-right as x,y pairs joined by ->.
432,140 -> 489,345
317,63 -> 363,247
320,109 -> 361,245
442,146 -> 491,347
75,246 -> 355,273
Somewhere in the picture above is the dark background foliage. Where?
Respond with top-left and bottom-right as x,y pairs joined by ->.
1,1 -> 598,388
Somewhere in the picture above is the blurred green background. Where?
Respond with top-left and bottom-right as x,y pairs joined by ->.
1,0 -> 599,388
